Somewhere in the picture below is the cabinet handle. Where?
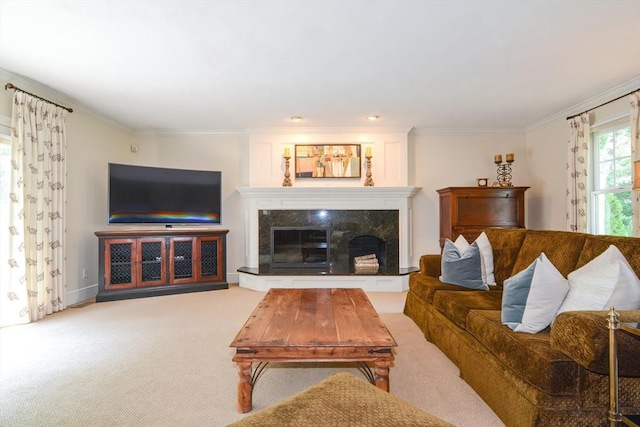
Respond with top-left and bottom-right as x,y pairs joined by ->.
505,194 -> 509,198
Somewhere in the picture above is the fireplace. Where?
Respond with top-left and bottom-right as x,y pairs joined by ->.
236,186 -> 421,291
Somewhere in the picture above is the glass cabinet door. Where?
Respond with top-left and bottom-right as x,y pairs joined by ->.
197,236 -> 222,282
170,237 -> 195,283
138,238 -> 166,287
105,239 -> 136,290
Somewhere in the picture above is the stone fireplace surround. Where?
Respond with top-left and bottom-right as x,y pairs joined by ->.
260,209 -> 399,270
237,186 -> 421,292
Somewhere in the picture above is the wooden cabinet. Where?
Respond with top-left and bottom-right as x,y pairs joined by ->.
96,229 -> 228,302
437,187 -> 528,247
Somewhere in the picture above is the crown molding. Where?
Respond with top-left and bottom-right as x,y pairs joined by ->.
246,126 -> 414,135
525,76 -> 640,132
409,127 -> 524,136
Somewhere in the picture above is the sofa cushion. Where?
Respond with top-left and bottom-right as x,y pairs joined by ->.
440,240 -> 488,290
483,228 -> 528,286
557,245 -> 640,316
510,230 -> 586,279
551,310 -> 640,377
408,273 -> 473,304
433,289 -> 502,331
502,253 -> 569,334
466,310 -> 580,396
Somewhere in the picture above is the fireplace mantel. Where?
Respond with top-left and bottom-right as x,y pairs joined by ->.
236,186 -> 421,208
236,186 -> 422,292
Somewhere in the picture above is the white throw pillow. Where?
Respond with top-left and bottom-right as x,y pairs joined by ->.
513,253 -> 569,333
556,245 -> 640,316
475,232 -> 496,286
453,234 -> 470,253
451,233 -> 496,287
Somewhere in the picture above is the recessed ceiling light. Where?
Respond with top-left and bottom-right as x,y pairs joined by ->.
367,115 -> 381,121
290,116 -> 304,122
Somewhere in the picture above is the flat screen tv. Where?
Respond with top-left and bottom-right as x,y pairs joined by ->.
108,163 -> 222,225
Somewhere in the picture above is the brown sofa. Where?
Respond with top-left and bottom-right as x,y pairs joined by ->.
403,228 -> 640,427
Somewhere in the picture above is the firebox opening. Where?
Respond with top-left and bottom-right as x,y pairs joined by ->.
270,227 -> 330,268
348,235 -> 386,268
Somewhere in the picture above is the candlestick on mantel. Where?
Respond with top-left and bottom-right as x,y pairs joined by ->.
364,149 -> 374,187
494,153 -> 515,187
282,149 -> 292,187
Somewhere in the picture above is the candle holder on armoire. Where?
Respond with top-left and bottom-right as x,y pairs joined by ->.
364,154 -> 374,187
494,153 -> 514,187
282,156 -> 292,187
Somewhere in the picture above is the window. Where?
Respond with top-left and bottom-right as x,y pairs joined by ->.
590,120 -> 633,236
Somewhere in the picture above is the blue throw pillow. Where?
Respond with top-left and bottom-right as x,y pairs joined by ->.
502,253 -> 570,333
501,259 -> 537,329
440,239 -> 488,290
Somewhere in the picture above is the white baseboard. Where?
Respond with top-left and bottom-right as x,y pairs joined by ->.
66,274 -> 238,306
67,283 -> 98,306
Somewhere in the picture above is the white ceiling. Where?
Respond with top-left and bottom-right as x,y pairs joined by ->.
1,1 -> 639,133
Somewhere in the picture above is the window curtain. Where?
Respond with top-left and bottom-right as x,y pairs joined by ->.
566,113 -> 590,232
631,91 -> 640,237
1,91 -> 67,327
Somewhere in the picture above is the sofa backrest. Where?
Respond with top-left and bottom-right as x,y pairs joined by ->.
483,228 -> 527,286
577,234 -> 640,278
510,230 -> 587,279
484,228 -> 640,286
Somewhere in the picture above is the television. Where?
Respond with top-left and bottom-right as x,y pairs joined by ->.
108,163 -> 222,225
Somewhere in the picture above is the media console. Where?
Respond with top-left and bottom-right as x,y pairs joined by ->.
95,229 -> 228,302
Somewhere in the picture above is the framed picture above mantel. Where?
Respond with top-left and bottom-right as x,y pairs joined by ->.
294,144 -> 361,178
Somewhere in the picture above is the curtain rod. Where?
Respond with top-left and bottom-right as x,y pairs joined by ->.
4,83 -> 73,113
566,88 -> 639,121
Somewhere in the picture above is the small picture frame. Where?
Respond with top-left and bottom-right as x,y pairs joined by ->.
477,178 -> 489,187
295,144 -> 361,178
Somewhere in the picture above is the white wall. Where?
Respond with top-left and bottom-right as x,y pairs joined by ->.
408,131 -> 528,258
133,133 -> 249,282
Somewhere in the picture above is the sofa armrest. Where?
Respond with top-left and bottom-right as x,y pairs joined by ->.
419,254 -> 442,277
550,310 -> 640,376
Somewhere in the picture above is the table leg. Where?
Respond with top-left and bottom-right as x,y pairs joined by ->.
236,361 -> 253,413
373,360 -> 391,392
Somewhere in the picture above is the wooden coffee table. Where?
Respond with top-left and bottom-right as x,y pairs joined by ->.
229,288 -> 397,413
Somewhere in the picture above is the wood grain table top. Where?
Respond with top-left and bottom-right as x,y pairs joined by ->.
230,288 -> 397,351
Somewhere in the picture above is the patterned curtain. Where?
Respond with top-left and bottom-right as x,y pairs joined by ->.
1,91 -> 67,326
566,113 -> 590,232
631,91 -> 640,237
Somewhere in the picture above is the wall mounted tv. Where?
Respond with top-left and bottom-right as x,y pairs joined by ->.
108,163 -> 222,225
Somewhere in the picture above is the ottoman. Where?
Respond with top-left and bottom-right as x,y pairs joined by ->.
229,372 -> 453,427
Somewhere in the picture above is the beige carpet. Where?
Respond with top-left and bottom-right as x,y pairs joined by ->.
0,285 -> 504,427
